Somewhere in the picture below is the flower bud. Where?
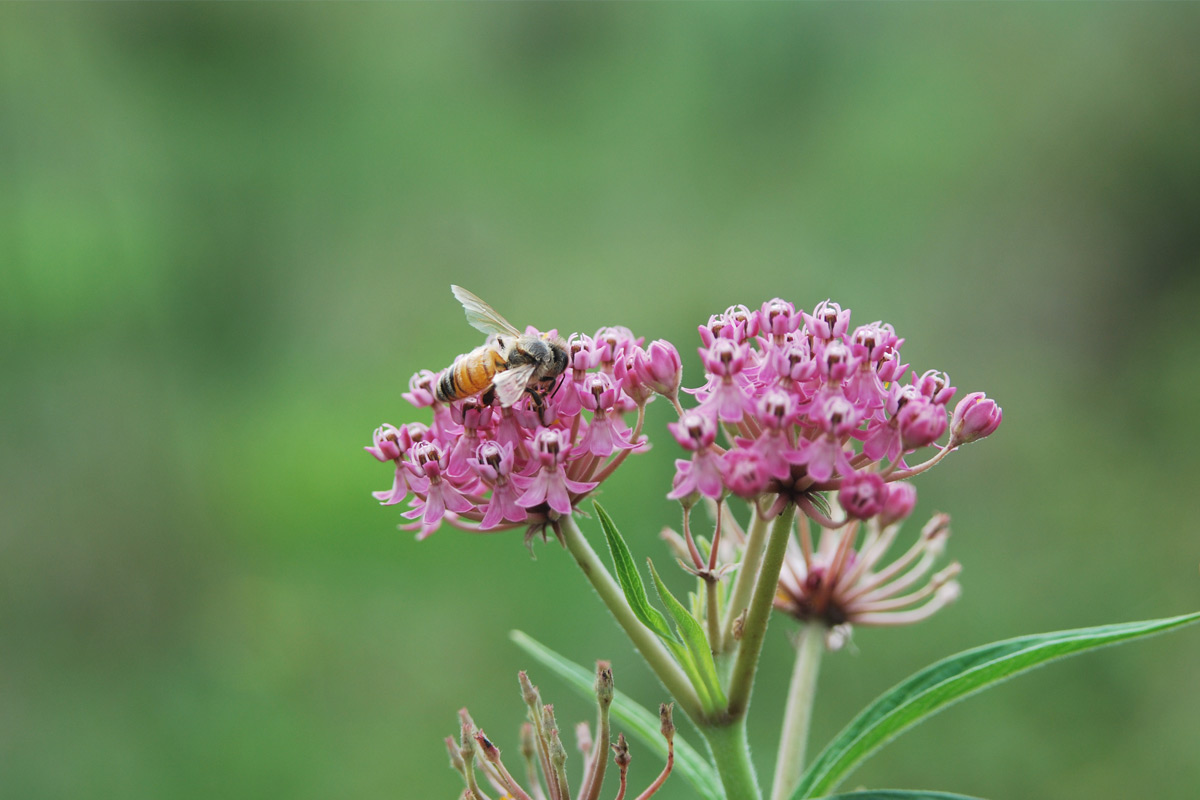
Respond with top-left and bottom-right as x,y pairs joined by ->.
879,481 -> 917,527
950,391 -> 1003,445
635,339 -> 683,399
898,397 -> 947,450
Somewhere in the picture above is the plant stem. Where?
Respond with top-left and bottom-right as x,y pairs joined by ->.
701,720 -> 761,800
721,505 -> 770,649
769,623 -> 824,800
559,515 -> 706,723
726,504 -> 796,720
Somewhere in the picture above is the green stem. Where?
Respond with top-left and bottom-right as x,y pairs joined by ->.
701,720 -> 761,800
559,515 -> 706,723
726,504 -> 796,720
721,505 -> 770,649
769,623 -> 824,800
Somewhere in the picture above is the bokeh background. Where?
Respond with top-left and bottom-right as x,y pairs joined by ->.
4,4 -> 1200,799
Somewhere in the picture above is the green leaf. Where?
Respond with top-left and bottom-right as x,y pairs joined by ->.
509,629 -> 722,800
594,501 -> 676,643
647,558 -> 727,710
795,612 -> 1200,799
819,793 -> 984,800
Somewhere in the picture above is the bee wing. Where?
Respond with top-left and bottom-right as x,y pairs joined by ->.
491,363 -> 537,407
451,285 -> 522,338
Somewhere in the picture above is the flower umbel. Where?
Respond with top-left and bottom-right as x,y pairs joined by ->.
366,306 -> 666,545
673,298 -> 1001,516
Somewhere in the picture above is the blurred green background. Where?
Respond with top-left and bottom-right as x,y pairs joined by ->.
4,4 -> 1200,799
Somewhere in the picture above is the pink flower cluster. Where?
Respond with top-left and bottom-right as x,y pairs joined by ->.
366,327 -> 681,540
669,299 -> 1001,521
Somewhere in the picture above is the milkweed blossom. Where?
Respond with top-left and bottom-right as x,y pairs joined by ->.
672,298 -> 999,515
665,296 -> 1001,637
366,327 -> 679,544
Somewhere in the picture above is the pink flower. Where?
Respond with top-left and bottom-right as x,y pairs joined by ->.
814,340 -> 859,385
913,369 -> 956,405
697,340 -> 756,422
722,448 -> 771,499
760,298 -> 801,340
804,299 -> 851,342
792,396 -> 859,482
365,423 -> 408,463
402,369 -> 440,408
446,399 -> 494,478
667,412 -> 724,500
470,442 -> 528,528
402,442 -> 475,527
594,326 -> 642,372
838,471 -> 887,520
574,373 -> 636,457
518,429 -> 597,516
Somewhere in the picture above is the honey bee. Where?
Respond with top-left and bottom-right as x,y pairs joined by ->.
434,285 -> 569,408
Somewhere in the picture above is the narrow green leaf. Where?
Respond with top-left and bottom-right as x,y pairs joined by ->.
509,629 -> 722,800
795,612 -> 1200,798
819,793 -> 984,800
647,559 -> 727,709
594,501 -> 676,643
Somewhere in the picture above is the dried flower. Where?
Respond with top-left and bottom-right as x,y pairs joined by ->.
449,667 -> 673,800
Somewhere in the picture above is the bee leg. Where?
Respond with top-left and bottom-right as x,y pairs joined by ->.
525,386 -> 546,413
481,386 -> 497,406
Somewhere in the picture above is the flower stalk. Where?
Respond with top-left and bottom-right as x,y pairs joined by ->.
559,515 -> 706,723
727,503 -> 797,720
770,622 -> 824,800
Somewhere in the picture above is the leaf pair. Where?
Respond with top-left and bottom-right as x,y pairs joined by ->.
595,502 -> 726,714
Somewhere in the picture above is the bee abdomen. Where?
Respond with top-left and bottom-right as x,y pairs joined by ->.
435,349 -> 500,402
435,366 -> 460,402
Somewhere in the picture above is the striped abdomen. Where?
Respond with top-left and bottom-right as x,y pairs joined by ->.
435,343 -> 506,402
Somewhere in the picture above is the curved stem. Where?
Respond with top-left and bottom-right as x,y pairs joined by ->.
701,721 -> 762,800
726,504 -> 796,720
558,515 -> 706,723
886,443 -> 952,481
769,623 -> 824,800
